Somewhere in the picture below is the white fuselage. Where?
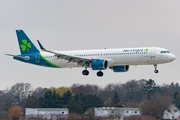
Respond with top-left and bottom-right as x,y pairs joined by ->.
10,30 -> 176,76
40,47 -> 176,68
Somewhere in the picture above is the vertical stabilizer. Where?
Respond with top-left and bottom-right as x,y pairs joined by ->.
16,30 -> 39,54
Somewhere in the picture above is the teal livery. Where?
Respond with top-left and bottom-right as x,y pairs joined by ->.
16,30 -> 39,54
13,30 -> 60,68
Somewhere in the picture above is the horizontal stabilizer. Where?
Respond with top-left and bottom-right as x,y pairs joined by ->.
5,54 -> 30,61
5,54 -> 16,57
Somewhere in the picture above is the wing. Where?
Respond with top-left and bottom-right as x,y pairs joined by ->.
37,40 -> 92,67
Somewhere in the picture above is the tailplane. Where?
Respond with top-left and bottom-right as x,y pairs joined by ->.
16,30 -> 39,54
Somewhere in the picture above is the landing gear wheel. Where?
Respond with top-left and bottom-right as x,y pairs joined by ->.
82,70 -> 89,76
97,71 -> 103,77
154,70 -> 159,73
154,65 -> 159,74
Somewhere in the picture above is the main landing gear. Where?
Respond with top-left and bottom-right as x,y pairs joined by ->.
97,71 -> 103,77
82,69 -> 89,76
154,65 -> 159,73
82,69 -> 104,77
82,65 -> 89,76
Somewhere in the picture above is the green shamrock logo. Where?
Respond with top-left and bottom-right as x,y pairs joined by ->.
20,39 -> 32,52
144,48 -> 148,52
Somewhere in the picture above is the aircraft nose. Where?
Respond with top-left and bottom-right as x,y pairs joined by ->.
170,54 -> 176,61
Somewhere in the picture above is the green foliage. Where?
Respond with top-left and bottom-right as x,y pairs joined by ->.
36,89 -> 103,114
144,79 -> 159,100
64,96 -> 83,114
104,98 -> 113,107
63,90 -> 72,105
78,94 -> 104,112
84,108 -> 95,120
51,87 -> 73,96
173,91 -> 180,109
1,79 -> 180,118
38,90 -> 62,108
112,92 -> 120,106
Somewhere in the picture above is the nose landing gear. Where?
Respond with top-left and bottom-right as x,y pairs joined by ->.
154,65 -> 159,73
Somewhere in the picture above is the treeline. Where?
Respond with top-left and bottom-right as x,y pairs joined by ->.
0,79 -> 180,119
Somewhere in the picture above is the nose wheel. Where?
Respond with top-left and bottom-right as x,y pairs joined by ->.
154,65 -> 159,73
154,69 -> 159,73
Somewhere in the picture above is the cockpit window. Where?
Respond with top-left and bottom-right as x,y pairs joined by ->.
161,51 -> 170,53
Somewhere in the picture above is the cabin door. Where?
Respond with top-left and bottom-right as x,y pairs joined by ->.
36,54 -> 40,62
150,48 -> 156,63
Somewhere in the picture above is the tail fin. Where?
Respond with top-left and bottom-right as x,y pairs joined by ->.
16,30 -> 39,54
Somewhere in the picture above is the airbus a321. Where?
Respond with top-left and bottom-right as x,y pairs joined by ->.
6,30 -> 176,77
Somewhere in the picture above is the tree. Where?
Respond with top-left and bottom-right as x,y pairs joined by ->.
140,93 -> 172,119
98,83 -> 117,102
0,90 -> 13,111
78,94 -> 104,113
120,80 -> 145,102
112,92 -> 120,106
8,105 -> 23,120
20,95 -> 38,108
38,90 -> 53,108
144,79 -> 159,100
98,79 -> 147,103
51,87 -> 73,96
32,87 -> 47,98
38,90 -> 63,108
173,91 -> 180,109
84,108 -> 95,120
64,96 -> 83,114
63,90 -> 72,105
71,84 -> 102,95
8,83 -> 33,104
104,98 -> 113,107
104,83 -> 116,91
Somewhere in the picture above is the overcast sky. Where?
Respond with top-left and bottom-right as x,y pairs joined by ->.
0,1 -> 179,90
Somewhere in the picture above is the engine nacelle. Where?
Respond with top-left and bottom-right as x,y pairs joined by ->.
111,65 -> 129,72
91,59 -> 108,70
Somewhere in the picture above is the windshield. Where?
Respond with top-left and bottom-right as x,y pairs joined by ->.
161,51 -> 170,53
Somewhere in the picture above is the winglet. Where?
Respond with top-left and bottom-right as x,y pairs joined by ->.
37,40 -> 46,50
37,40 -> 54,54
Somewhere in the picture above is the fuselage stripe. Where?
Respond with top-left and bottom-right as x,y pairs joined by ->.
40,53 -> 61,68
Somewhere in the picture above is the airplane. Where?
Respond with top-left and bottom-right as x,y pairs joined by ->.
6,30 -> 176,77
